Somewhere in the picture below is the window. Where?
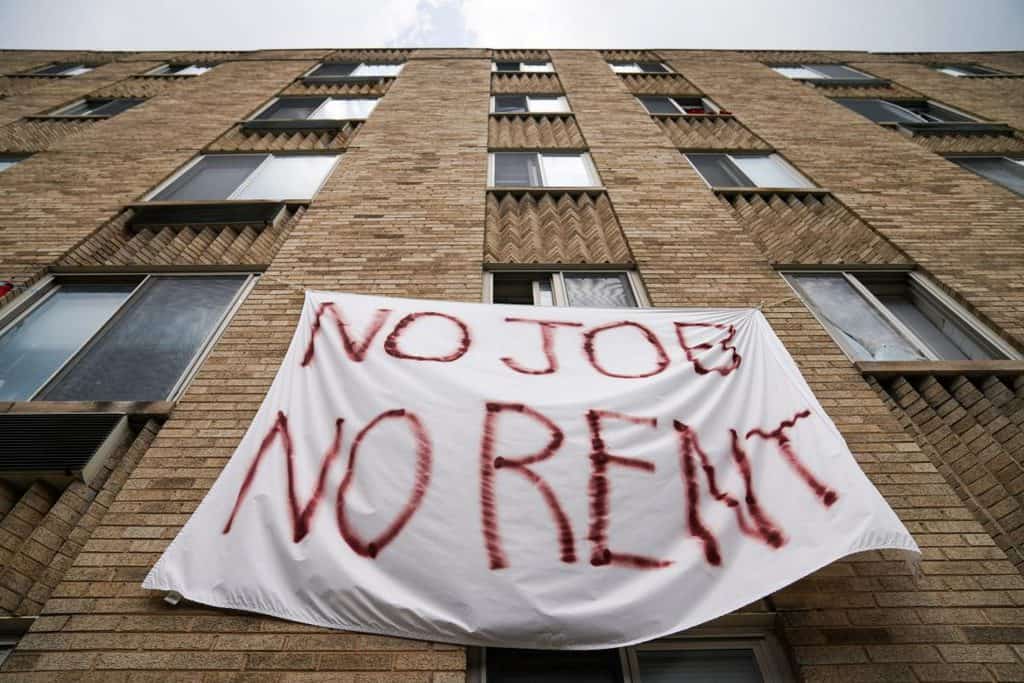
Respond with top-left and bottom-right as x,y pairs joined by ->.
936,64 -> 1007,77
51,98 -> 143,117
488,271 -> 642,308
490,152 -> 599,188
950,156 -> 1024,197
473,638 -> 789,682
491,95 -> 570,114
609,61 -> 671,74
835,98 -> 975,124
686,153 -> 813,189
0,155 -> 28,173
254,96 -> 378,121
148,63 -> 212,76
149,154 -> 339,201
785,270 -> 1017,362
638,96 -> 719,115
492,61 -> 555,73
772,64 -> 873,80
0,274 -> 254,401
306,62 -> 403,79
31,63 -> 92,76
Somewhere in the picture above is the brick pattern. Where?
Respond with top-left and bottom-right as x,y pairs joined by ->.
206,122 -> 360,152
57,206 -> 305,268
493,49 -> 549,61
899,128 -> 1024,155
89,75 -> 194,99
282,79 -> 393,97
618,72 -> 702,96
324,49 -> 411,63
801,80 -> 922,99
0,117 -> 100,153
722,190 -> 911,265
872,374 -> 1024,572
653,114 -> 770,150
491,72 -> 563,94
484,190 -> 632,264
488,113 -> 586,149
600,50 -> 662,62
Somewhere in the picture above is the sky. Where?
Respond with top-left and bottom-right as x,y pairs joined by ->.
0,0 -> 1022,52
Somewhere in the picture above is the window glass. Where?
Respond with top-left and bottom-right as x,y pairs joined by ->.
938,64 -> 1000,77
636,648 -> 764,682
835,98 -> 922,123
492,273 -> 554,305
42,276 -> 246,401
486,648 -> 622,683
352,63 -> 402,77
255,97 -> 324,120
493,95 -> 528,113
86,99 -> 142,117
235,155 -> 337,200
610,61 -> 644,73
639,96 -> 680,114
174,64 -> 211,76
35,63 -> 91,76
0,155 -> 27,173
564,274 -> 637,308
788,274 -> 928,361
874,288 -> 996,361
493,152 -> 542,187
62,65 -> 93,76
520,61 -> 554,72
528,96 -> 569,113
152,155 -> 265,201
812,64 -> 868,79
312,97 -> 378,119
0,283 -> 135,400
687,154 -> 751,187
953,157 -> 1024,196
773,66 -> 820,79
310,63 -> 357,78
901,101 -> 974,123
675,97 -> 712,114
540,154 -> 595,186
639,62 -> 669,73
493,61 -> 520,72
732,154 -> 813,188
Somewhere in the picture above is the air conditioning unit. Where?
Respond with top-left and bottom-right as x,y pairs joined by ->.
0,413 -> 130,486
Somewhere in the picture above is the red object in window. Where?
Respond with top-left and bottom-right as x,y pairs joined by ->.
718,110 -> 732,115
0,281 -> 12,298
684,107 -> 707,115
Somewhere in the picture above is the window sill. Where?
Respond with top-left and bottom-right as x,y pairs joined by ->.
883,121 -> 1015,136
127,200 -> 306,226
712,186 -> 828,197
797,77 -> 891,87
488,186 -> 606,194
301,75 -> 395,84
650,112 -> 735,120
0,400 -> 174,417
944,73 -> 1023,79
240,118 -> 364,131
856,360 -> 1024,379
24,114 -> 111,122
489,111 -> 574,118
7,73 -> 78,79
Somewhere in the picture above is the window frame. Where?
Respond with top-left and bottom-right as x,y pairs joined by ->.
483,268 -> 649,308
948,155 -> 1024,196
487,152 -> 601,189
489,95 -> 571,114
146,63 -> 213,76
685,152 -> 814,190
467,633 -> 794,682
144,152 -> 341,202
250,96 -> 379,121
772,63 -> 874,81
638,95 -> 720,115
303,62 -> 405,80
608,61 -> 673,74
491,61 -> 556,73
0,272 -> 258,402
836,98 -> 978,125
50,97 -> 144,118
781,268 -> 1019,363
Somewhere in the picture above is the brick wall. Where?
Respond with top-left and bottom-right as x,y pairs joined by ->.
0,48 -> 1023,681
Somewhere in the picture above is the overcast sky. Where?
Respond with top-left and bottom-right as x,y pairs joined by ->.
0,0 -> 1022,52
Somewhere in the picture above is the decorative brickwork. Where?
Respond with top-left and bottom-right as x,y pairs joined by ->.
0,117 -> 100,152
618,72 -> 702,96
207,122 -> 360,152
490,72 -> 563,94
653,114 -> 770,150
487,113 -> 586,149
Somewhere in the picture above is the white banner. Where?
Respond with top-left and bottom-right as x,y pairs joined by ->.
144,291 -> 917,649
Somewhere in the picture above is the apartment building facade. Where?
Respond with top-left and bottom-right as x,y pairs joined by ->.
0,46 -> 1022,681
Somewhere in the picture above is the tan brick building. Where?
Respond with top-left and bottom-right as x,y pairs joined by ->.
0,46 -> 1023,681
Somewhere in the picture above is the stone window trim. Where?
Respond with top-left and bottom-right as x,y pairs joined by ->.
0,271 -> 258,404
780,267 -> 1021,365
483,268 -> 649,308
466,631 -> 795,682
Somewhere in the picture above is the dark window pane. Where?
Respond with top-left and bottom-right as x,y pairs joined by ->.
901,101 -> 974,123
834,98 -> 920,123
0,284 -> 135,400
255,97 -> 323,120
87,99 -> 142,117
494,95 -> 528,113
42,276 -> 246,401
639,62 -> 669,73
152,155 -> 265,201
486,648 -> 622,683
493,153 -> 541,186
310,63 -> 357,78
494,61 -> 520,72
687,153 -> 750,187
639,96 -> 678,114
564,273 -> 637,308
35,63 -> 82,75
812,64 -> 868,79
637,648 -> 764,683
954,157 -> 1024,197
492,275 -> 536,304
